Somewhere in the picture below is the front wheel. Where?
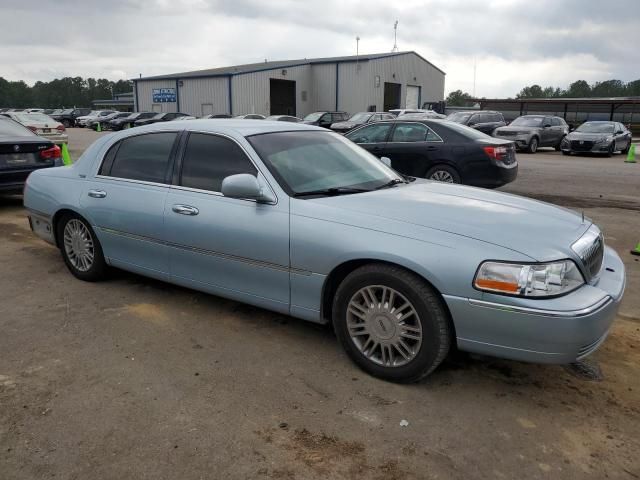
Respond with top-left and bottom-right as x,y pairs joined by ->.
425,165 -> 461,184
57,213 -> 107,281
621,142 -> 630,155
526,137 -> 538,153
62,119 -> 71,128
606,143 -> 615,157
332,264 -> 451,383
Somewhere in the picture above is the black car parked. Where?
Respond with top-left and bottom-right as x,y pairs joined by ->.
330,112 -> 396,134
134,112 -> 189,127
108,112 -> 156,131
561,121 -> 632,156
302,111 -> 349,129
50,108 -> 92,128
446,110 -> 506,135
345,119 -> 517,188
0,116 -> 61,193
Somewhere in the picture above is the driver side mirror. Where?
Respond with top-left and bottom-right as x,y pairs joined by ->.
221,174 -> 275,203
380,157 -> 391,167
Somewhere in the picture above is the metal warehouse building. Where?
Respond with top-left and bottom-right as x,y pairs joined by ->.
133,51 -> 445,118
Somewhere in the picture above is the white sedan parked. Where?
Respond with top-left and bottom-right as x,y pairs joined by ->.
0,112 -> 68,144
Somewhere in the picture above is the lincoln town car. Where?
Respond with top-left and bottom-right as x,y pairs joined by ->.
23,120 -> 625,382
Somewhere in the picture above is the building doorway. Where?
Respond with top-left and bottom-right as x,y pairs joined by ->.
383,82 -> 402,111
270,79 -> 296,116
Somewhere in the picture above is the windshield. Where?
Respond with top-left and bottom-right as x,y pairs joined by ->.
303,112 -> 324,122
152,113 -> 164,119
575,122 -> 614,134
348,113 -> 373,123
248,131 -> 402,195
510,116 -> 544,127
446,112 -> 472,123
442,121 -> 493,140
60,109 -> 74,114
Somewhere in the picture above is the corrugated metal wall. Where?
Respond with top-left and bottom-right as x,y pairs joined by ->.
310,63 -> 337,111
134,53 -> 445,117
135,79 -> 178,113
178,77 -> 229,116
231,64 -> 312,117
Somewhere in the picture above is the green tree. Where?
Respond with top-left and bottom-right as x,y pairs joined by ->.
445,89 -> 474,106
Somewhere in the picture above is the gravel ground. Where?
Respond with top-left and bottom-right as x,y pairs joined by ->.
1,129 -> 639,479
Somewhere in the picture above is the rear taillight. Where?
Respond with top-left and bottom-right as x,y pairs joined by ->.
56,124 -> 65,132
40,144 -> 61,160
483,145 -> 509,161
27,125 -> 37,133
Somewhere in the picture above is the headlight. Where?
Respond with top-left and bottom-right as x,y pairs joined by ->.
474,260 -> 584,297
595,136 -> 613,144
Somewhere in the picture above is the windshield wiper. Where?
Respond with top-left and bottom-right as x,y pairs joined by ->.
293,187 -> 371,197
374,178 -> 408,190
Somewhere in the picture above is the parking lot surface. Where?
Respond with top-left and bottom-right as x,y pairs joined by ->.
1,129 -> 639,479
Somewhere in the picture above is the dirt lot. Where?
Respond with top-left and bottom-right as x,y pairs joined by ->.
1,129 -> 639,479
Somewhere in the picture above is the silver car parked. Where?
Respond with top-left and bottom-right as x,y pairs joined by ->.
493,115 -> 569,153
23,120 -> 625,382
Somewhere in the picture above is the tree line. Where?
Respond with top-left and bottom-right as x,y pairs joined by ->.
0,77 -> 133,108
446,78 -> 640,106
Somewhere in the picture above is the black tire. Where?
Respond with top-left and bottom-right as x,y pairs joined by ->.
606,143 -> 615,157
555,136 -> 565,151
526,137 -> 539,153
332,263 -> 451,383
621,142 -> 630,155
425,164 -> 461,184
562,150 -> 571,156
62,119 -> 71,128
56,213 -> 107,282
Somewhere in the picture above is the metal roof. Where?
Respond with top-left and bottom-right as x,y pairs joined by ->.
135,51 -> 445,81
474,97 -> 640,104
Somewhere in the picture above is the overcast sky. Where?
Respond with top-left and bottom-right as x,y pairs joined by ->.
1,0 -> 638,97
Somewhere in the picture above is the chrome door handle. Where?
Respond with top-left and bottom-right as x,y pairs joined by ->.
172,204 -> 199,216
88,189 -> 107,198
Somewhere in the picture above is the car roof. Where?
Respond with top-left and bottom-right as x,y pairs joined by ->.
119,119 -> 327,137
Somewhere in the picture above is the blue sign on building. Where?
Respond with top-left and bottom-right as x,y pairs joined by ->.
152,88 -> 176,103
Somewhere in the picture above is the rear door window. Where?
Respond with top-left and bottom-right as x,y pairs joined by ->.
390,123 -> 431,142
179,133 -> 258,192
100,132 -> 177,183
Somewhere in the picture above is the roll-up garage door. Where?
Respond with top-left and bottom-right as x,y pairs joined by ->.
405,85 -> 420,109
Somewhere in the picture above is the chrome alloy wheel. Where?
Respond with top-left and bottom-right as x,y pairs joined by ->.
63,219 -> 95,272
346,285 -> 423,367
429,170 -> 454,183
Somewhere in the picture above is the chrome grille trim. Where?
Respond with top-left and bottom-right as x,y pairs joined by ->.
571,226 -> 604,280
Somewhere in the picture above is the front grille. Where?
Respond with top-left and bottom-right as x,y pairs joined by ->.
572,227 -> 604,280
570,140 -> 594,152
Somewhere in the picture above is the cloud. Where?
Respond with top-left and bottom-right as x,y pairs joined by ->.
0,0 -> 637,97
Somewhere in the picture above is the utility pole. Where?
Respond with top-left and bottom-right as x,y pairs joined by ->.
391,20 -> 398,52
356,36 -> 360,70
473,58 -> 477,97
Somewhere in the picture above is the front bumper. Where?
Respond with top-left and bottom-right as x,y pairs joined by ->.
493,133 -> 533,149
444,246 -> 625,364
561,140 -> 612,154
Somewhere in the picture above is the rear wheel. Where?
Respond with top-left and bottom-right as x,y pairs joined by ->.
526,137 -> 538,153
332,264 -> 451,383
56,213 -> 107,282
425,164 -> 461,184
62,119 -> 71,128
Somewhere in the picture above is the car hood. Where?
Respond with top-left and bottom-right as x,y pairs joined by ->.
303,181 -> 590,261
566,132 -> 610,142
497,125 -> 539,133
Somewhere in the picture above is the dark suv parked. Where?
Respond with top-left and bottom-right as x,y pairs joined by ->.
108,112 -> 156,131
446,111 -> 506,135
50,108 -> 92,128
302,111 -> 349,129
134,112 -> 189,127
493,115 -> 569,153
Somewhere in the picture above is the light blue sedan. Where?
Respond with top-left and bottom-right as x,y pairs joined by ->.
23,120 -> 626,382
